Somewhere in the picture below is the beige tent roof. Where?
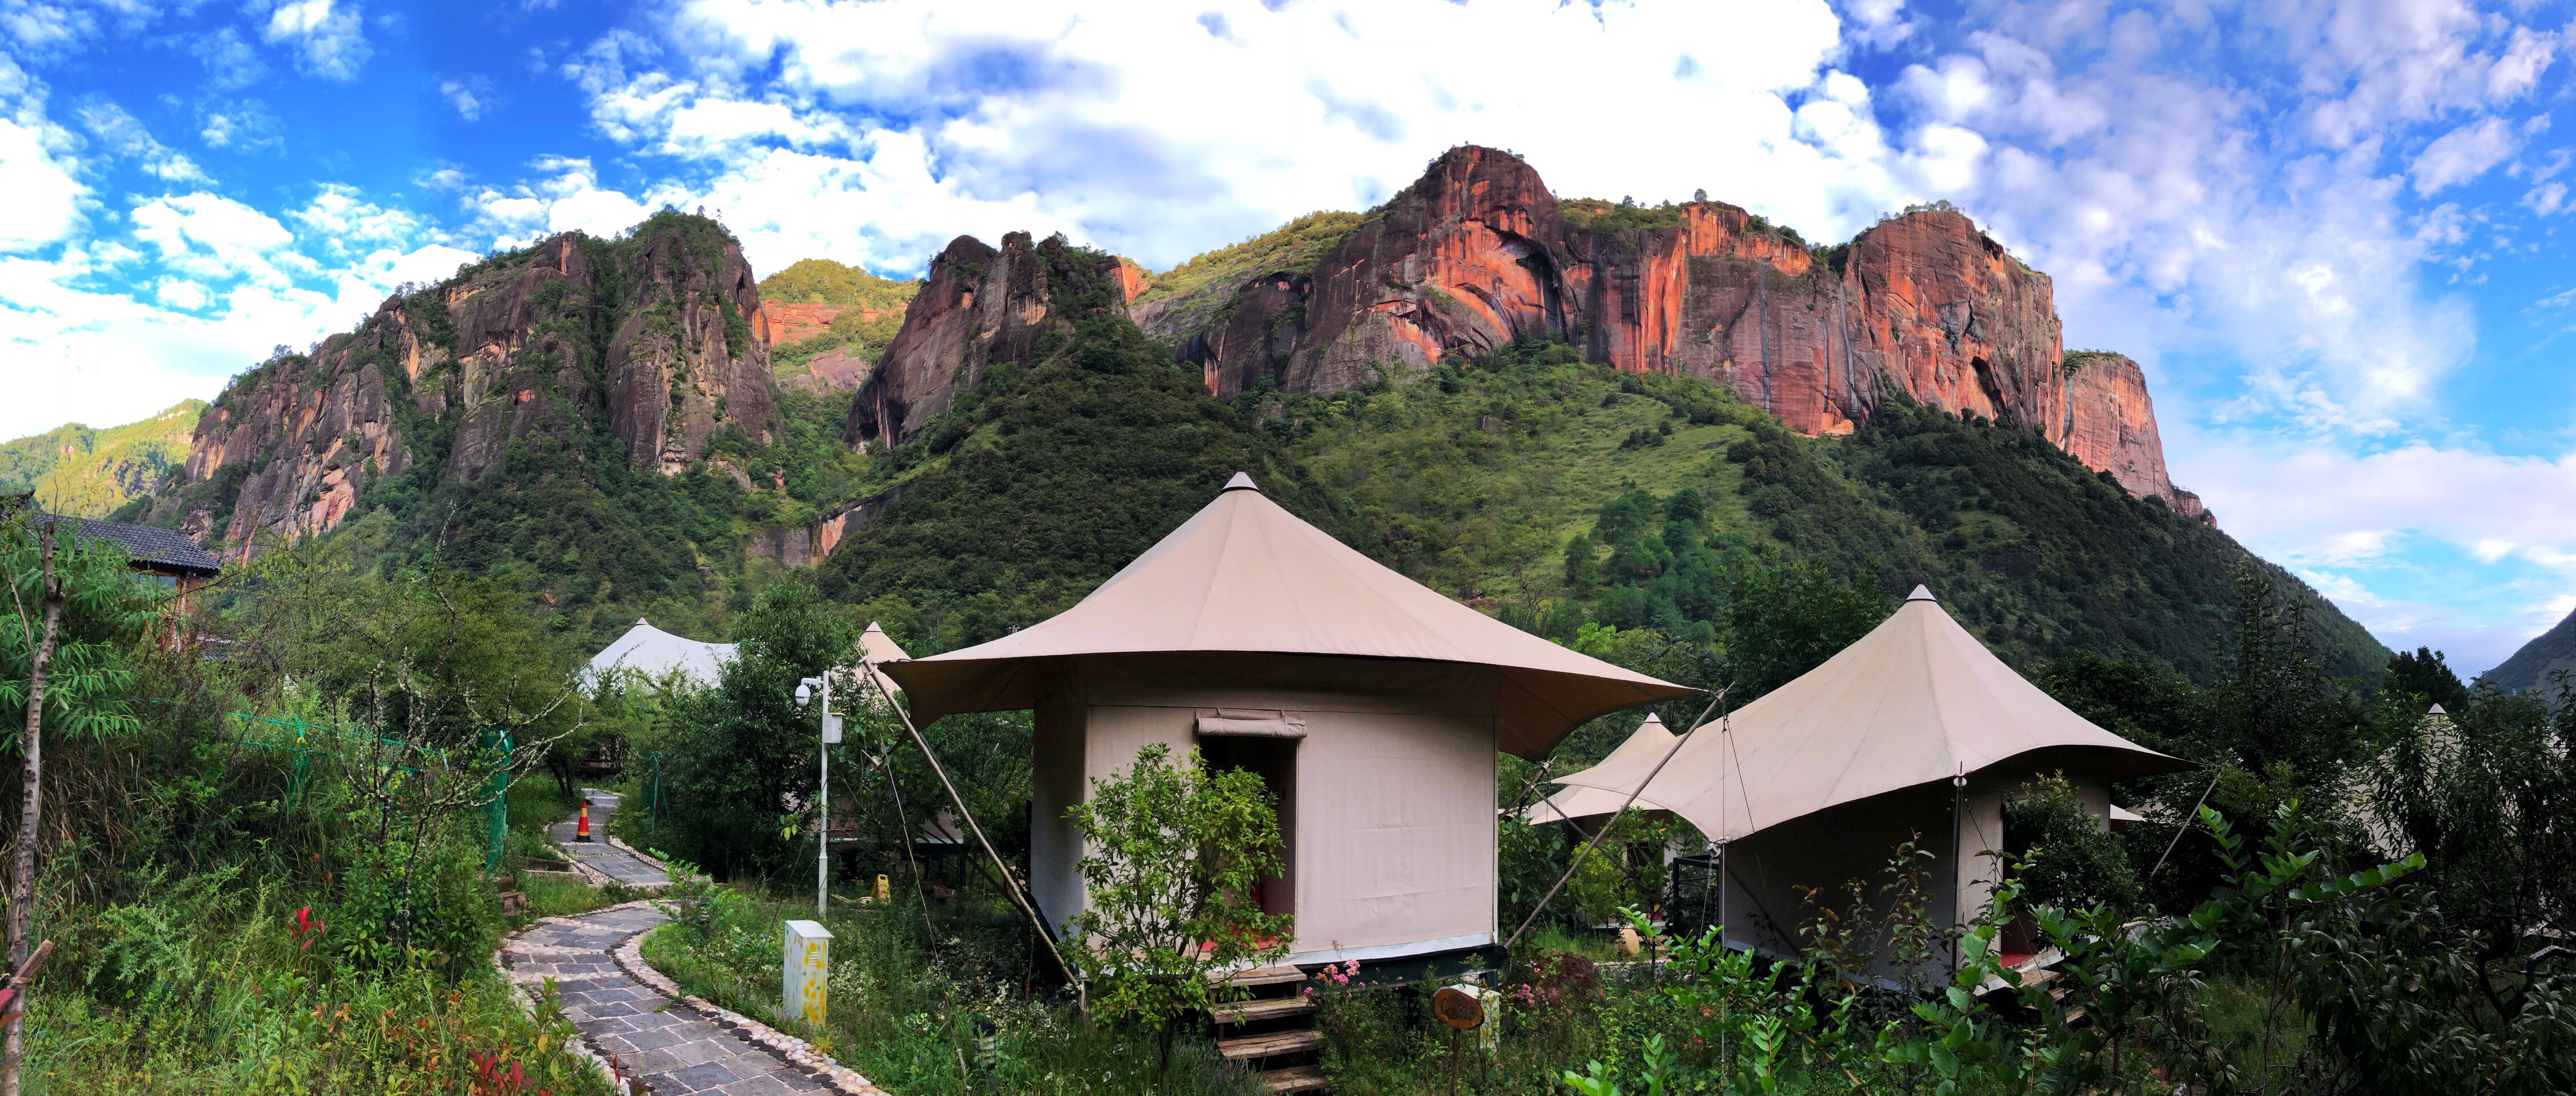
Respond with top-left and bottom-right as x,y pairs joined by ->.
854,622 -> 910,696
1522,714 -> 1679,824
882,474 -> 1696,757
1561,586 -> 2185,842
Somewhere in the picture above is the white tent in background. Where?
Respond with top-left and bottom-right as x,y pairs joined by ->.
1523,713 -> 1679,825
588,618 -> 737,688
886,473 -> 1695,967
1562,586 -> 2185,970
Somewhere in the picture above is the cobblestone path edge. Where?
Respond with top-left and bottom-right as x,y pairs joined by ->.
494,900 -> 888,1095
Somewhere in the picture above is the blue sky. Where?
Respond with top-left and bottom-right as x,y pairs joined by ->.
5,0 -> 2575,675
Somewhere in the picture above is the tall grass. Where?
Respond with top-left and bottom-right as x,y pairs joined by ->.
27,875 -> 611,1094
640,877 -> 1267,1096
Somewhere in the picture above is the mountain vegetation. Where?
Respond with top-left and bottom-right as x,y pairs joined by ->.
757,257 -> 918,386
1130,211 -> 1363,341
757,257 -> 921,312
0,400 -> 202,517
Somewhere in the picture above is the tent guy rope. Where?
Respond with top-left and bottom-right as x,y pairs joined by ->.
856,662 -> 1087,1004
1504,691 -> 1723,952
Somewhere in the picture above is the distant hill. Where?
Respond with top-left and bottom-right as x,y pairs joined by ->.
0,400 -> 203,517
755,259 -> 920,394
2486,609 -> 2576,696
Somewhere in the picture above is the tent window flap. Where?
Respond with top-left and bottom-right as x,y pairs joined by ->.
1195,708 -> 1308,738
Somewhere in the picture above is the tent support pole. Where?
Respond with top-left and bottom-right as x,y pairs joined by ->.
863,671 -> 1086,1007
1949,769 -> 1966,974
1505,692 -> 1722,953
2147,769 -> 2223,881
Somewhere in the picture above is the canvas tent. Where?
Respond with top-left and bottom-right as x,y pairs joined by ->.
884,473 -> 1695,966
588,618 -> 737,688
1561,586 -> 2184,969
1521,713 -> 1679,825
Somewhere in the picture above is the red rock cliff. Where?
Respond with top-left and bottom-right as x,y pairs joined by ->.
1187,146 -> 2197,515
178,217 -> 780,558
845,231 -> 1134,446
2061,352 -> 2206,521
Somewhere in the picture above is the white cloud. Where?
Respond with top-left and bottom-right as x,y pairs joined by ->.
260,0 -> 373,82
2174,433 -> 2576,673
130,192 -> 297,284
193,26 -> 268,90
2410,115 -> 2518,195
440,76 -> 492,122
196,99 -> 282,151
73,99 -> 213,184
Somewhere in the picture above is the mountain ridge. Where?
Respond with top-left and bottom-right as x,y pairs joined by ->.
853,146 -> 2209,523
0,400 -> 204,518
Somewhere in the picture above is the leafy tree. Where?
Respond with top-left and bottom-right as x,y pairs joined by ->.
2208,562 -> 2361,779
1062,743 -> 1289,1053
2003,773 -> 2141,913
2367,680 -> 2576,993
662,571 -> 858,878
1723,555 -> 1895,699
2384,645 -> 2470,712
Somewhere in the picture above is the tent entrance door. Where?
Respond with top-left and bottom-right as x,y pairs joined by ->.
1199,735 -> 1296,920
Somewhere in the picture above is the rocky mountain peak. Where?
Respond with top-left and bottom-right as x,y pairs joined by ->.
167,211 -> 779,557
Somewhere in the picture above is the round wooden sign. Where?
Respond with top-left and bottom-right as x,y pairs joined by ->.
1432,985 -> 1485,1030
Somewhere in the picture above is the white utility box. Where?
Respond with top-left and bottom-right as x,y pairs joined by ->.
783,919 -> 833,1025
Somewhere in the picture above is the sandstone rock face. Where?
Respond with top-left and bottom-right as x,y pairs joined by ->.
182,333 -> 407,552
845,232 -> 1133,446
777,346 -> 878,394
757,300 -> 890,348
2061,353 -> 2210,522
605,225 -> 777,474
1181,145 -> 2195,511
178,216 -> 779,558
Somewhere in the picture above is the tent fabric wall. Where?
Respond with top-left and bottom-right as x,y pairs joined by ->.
1702,769 -> 2106,982
1024,654 -> 1501,963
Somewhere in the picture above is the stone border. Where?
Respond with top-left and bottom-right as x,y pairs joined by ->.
614,922 -> 886,1095
491,899 -> 662,1093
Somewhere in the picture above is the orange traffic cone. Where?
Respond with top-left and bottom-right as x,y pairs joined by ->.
575,801 -> 593,843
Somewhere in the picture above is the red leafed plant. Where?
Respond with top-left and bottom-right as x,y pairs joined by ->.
291,905 -> 326,951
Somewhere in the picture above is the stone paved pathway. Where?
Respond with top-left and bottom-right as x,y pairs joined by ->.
550,789 -> 671,888
499,902 -> 882,1095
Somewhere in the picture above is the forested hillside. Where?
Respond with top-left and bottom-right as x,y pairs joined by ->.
0,400 -> 201,517
112,215 -> 2383,682
817,311 -> 2380,680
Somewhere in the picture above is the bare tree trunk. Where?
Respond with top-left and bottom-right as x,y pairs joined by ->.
4,521 -> 60,1096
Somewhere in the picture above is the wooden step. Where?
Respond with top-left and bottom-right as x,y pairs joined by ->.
2062,1006 -> 2089,1028
1260,1064 -> 1330,1093
1218,1029 -> 1325,1061
1215,964 -> 1307,989
1211,997 -> 1316,1024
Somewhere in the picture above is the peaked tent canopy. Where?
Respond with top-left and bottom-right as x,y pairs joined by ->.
1523,714 -> 1680,824
883,473 -> 1697,757
588,619 -> 737,688
1562,586 -> 2184,842
854,621 -> 910,696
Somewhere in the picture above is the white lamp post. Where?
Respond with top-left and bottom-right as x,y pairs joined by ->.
796,674 -> 841,917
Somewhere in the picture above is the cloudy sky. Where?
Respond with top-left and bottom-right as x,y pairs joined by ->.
5,0 -> 2574,672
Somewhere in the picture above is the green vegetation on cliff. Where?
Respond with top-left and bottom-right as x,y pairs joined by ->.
1257,339 -> 2381,683
756,259 -> 920,386
755,257 -> 921,311
0,400 -> 202,517
1130,211 -> 1362,341
818,239 -> 1354,651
